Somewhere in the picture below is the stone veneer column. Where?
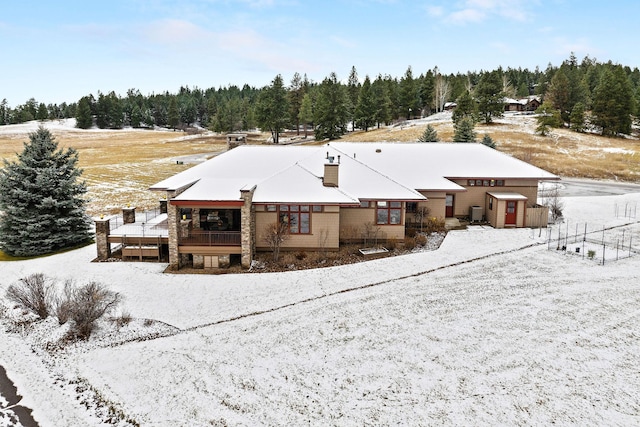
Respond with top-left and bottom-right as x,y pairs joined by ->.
94,217 -> 111,260
240,186 -> 256,269
167,190 -> 181,269
123,207 -> 136,224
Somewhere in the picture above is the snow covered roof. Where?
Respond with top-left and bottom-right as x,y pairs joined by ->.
150,142 -> 557,204
330,142 -> 558,186
487,192 -> 529,200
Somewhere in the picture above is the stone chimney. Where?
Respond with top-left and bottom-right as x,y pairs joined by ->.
323,154 -> 340,187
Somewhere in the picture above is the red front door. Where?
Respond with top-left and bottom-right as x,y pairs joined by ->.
445,194 -> 454,217
505,201 -> 517,225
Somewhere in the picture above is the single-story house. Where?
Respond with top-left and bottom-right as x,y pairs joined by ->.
94,142 -> 558,269
504,96 -> 541,112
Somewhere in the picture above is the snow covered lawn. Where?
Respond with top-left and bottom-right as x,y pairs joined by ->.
1,192 -> 639,426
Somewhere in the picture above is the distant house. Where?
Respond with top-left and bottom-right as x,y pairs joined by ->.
443,102 -> 457,111
504,96 -> 541,112
95,143 -> 558,270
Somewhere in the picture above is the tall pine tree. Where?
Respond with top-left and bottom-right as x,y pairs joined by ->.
0,127 -> 91,256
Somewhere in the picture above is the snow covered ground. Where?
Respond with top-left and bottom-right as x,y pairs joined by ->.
1,191 -> 640,426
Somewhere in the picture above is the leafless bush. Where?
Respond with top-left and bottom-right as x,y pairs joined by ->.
413,207 -> 431,232
53,280 -> 75,325
5,273 -> 54,319
403,237 -> 417,250
263,221 -> 290,262
112,311 -> 132,329
415,234 -> 428,246
540,183 -> 564,222
65,282 -> 122,340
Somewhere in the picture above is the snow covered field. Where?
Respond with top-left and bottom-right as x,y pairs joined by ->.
1,191 -> 640,426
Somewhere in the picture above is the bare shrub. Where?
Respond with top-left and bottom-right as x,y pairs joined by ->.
413,207 -> 431,232
405,227 -> 417,238
294,251 -> 307,261
415,234 -> 427,246
540,183 -> 564,222
403,237 -> 417,251
53,280 -> 75,325
112,311 -> 132,329
386,238 -> 398,251
263,221 -> 290,262
66,282 -> 122,340
5,273 -> 54,319
424,217 -> 447,234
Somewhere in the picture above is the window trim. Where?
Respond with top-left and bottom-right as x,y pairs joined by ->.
376,201 -> 403,225
278,204 -> 311,234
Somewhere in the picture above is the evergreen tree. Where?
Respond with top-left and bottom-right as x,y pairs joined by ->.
36,103 -> 48,121
400,66 -> 419,120
591,66 -> 635,136
255,74 -> 290,144
0,99 -> 9,125
418,124 -> 439,142
475,71 -> 504,124
569,102 -> 586,132
347,66 -> 360,130
75,96 -> 93,129
481,133 -> 496,149
298,92 -> 313,138
371,75 -> 392,128
419,70 -> 435,115
453,117 -> 476,142
314,72 -> 349,140
168,97 -> 180,130
130,104 -> 144,128
288,72 -> 305,135
354,76 -> 376,131
0,127 -> 91,256
452,90 -> 477,125
535,102 -> 562,136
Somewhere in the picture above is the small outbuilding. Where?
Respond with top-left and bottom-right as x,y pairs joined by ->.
485,192 -> 528,228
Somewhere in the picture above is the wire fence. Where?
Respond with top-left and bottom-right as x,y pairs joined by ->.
546,219 -> 640,265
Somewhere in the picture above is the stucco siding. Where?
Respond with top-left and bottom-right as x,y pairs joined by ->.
255,210 -> 340,251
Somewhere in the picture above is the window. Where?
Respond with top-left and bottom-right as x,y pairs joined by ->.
360,201 -> 370,208
496,180 -> 505,186
468,180 -> 475,186
489,197 -> 493,210
279,205 -> 310,234
312,205 -> 323,212
377,201 -> 402,225
266,205 -> 277,212
406,202 -> 418,213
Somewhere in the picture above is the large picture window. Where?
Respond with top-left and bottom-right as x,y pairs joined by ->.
279,205 -> 310,234
376,201 -> 402,225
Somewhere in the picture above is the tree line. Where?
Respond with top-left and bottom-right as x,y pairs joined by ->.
1,54 -> 638,139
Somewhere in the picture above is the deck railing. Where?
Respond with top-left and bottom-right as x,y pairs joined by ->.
179,230 -> 241,246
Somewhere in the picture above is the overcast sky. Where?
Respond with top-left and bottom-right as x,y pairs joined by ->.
2,0 -> 638,106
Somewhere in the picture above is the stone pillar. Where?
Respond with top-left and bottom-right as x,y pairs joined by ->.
159,200 -> 168,214
192,208 -> 200,229
167,191 -> 181,269
123,207 -> 136,224
240,186 -> 256,268
94,217 -> 111,260
219,254 -> 230,268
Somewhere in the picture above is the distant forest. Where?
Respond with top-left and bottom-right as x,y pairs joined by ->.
1,54 -> 638,139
